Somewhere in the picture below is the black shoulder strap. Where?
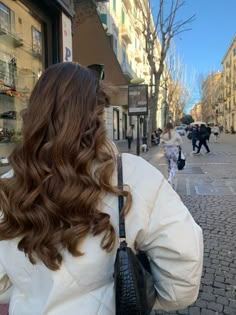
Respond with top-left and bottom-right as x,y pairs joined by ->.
117,154 -> 126,239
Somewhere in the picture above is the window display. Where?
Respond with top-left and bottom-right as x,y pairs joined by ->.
0,0 -> 45,174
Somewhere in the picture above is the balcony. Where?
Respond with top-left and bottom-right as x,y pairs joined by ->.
121,26 -> 132,44
0,25 -> 23,47
134,49 -> 142,63
121,62 -> 136,80
122,0 -> 132,11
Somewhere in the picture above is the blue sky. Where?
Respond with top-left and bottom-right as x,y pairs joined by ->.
151,0 -> 236,113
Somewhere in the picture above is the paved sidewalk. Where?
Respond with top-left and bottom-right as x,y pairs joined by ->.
117,134 -> 236,315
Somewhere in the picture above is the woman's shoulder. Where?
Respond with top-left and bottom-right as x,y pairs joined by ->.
121,153 -> 164,195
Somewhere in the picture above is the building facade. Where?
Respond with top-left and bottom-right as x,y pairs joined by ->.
221,34 -> 236,132
97,0 -> 155,140
0,0 -> 73,174
201,71 -> 221,124
98,0 -> 167,139
190,101 -> 203,122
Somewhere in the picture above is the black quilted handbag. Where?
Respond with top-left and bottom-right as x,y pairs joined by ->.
114,155 -> 156,315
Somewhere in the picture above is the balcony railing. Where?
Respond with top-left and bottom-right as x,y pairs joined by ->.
121,62 -> 136,80
0,24 -> 23,47
121,26 -> 132,44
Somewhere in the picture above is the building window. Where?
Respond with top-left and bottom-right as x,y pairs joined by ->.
113,0 -> 116,12
233,48 -> 236,56
121,8 -> 125,24
0,2 -> 11,32
32,26 -> 42,57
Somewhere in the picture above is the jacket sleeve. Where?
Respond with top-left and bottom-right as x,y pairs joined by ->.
0,262 -> 12,303
139,179 -> 203,311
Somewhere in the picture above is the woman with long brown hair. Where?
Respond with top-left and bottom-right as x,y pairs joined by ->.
161,122 -> 183,187
0,63 -> 202,315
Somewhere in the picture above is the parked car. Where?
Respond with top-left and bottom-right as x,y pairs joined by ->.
0,111 -> 17,120
175,126 -> 186,136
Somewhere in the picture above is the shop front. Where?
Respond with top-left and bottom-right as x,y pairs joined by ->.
0,0 -> 73,175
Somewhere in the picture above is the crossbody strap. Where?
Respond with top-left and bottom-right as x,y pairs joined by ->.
117,154 -> 126,239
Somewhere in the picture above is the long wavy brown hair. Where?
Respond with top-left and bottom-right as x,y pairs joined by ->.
0,62 -> 131,270
163,122 -> 174,140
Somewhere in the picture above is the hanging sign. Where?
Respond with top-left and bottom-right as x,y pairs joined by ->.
62,13 -> 72,62
128,84 -> 148,116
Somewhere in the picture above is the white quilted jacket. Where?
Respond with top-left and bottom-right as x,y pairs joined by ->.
0,154 -> 203,315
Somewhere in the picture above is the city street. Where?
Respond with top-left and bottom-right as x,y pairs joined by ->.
118,134 -> 236,315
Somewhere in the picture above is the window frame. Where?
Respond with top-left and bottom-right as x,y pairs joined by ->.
0,1 -> 11,32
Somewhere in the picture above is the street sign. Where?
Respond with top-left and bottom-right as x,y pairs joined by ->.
128,84 -> 148,116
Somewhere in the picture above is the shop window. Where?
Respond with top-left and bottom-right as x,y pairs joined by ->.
0,1 -> 45,173
0,2 -> 11,32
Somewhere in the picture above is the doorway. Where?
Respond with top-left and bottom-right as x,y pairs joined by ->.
113,108 -> 120,140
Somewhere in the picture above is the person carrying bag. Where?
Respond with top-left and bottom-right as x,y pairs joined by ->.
177,146 -> 186,170
0,63 -> 203,315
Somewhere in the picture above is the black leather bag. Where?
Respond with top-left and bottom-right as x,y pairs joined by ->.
114,155 -> 156,315
177,147 -> 186,171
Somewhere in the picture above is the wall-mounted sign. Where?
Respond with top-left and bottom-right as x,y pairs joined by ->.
128,84 -> 148,116
62,13 -> 72,62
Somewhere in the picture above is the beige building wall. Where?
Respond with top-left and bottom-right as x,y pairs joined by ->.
222,34 -> 236,132
0,0 -> 44,144
191,102 -> 203,122
202,72 -> 221,124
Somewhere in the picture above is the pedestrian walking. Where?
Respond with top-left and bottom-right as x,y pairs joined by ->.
0,62 -> 203,315
161,122 -> 183,187
194,124 -> 210,155
192,124 -> 200,153
212,124 -> 220,142
126,125 -> 134,150
206,124 -> 212,142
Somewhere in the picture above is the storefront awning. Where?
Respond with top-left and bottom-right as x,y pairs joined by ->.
73,0 -> 129,105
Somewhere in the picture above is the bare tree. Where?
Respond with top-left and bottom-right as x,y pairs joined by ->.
161,45 -> 192,125
140,0 -> 195,135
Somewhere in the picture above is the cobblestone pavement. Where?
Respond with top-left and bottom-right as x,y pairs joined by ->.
118,134 -> 236,315
154,195 -> 236,315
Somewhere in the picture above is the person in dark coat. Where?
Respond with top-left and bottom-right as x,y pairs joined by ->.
194,124 -> 210,155
206,124 -> 211,142
191,125 -> 199,153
